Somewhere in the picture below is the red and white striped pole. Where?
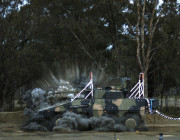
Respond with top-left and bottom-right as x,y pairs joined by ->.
139,73 -> 144,98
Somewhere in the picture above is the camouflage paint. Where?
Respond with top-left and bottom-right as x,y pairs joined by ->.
39,89 -> 149,120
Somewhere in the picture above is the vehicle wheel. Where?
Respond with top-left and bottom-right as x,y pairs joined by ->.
124,114 -> 140,131
50,114 -> 62,126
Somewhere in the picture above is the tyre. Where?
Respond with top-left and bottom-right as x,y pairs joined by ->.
124,114 -> 140,131
50,114 -> 62,126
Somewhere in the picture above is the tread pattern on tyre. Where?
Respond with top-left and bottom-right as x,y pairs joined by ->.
124,114 -> 140,131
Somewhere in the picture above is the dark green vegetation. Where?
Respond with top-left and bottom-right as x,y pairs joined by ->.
161,107 -> 180,117
0,0 -> 180,111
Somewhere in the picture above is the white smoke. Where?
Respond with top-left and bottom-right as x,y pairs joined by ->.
55,79 -> 75,92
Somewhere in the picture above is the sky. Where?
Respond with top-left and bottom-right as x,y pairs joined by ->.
18,0 -> 28,9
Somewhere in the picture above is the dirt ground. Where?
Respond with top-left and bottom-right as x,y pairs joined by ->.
0,111 -> 180,140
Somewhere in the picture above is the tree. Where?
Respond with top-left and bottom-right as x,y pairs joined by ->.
0,1 -> 42,111
149,2 -> 180,98
121,0 -> 176,97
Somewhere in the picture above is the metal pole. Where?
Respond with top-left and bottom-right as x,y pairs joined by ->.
139,79 -> 140,99
91,72 -> 93,98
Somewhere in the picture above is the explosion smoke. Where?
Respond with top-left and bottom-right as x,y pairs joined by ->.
23,88 -> 49,111
53,111 -> 127,132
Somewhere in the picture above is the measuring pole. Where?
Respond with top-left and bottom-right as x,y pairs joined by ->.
90,72 -> 93,98
139,73 -> 144,98
139,74 -> 141,98
142,73 -> 144,97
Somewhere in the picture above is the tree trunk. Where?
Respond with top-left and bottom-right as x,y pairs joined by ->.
0,99 -> 4,112
160,82 -> 164,111
0,95 -> 5,112
144,72 -> 148,97
117,63 -> 121,79
160,92 -> 163,111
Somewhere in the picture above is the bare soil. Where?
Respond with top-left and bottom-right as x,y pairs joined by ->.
0,111 -> 180,140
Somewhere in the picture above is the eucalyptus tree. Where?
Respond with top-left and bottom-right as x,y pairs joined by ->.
0,0 -> 42,111
119,0 -> 180,97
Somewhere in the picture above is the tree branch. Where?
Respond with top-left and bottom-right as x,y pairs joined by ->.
146,0 -> 167,69
152,1 -> 169,37
136,0 -> 143,71
141,0 -> 146,68
71,30 -> 103,71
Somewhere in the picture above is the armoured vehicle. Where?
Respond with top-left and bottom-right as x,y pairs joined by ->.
39,73 -> 159,130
